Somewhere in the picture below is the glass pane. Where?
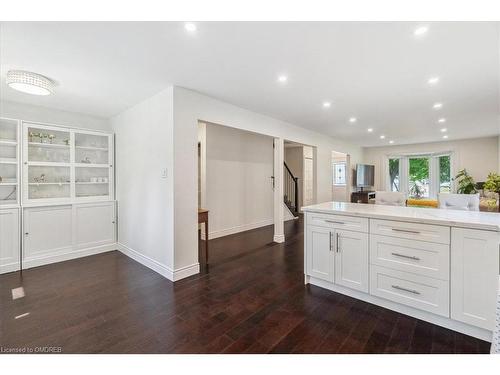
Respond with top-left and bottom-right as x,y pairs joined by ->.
28,165 -> 70,199
75,133 -> 109,165
0,163 -> 17,184
409,157 -> 430,198
27,127 -> 70,163
0,185 -> 17,205
75,167 -> 109,198
388,158 -> 400,192
0,119 -> 17,142
439,155 -> 451,193
333,163 -> 346,185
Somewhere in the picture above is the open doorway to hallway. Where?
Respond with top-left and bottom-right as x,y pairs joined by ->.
332,150 -> 351,202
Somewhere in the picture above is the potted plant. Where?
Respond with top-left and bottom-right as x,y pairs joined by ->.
483,172 -> 500,212
454,169 -> 477,194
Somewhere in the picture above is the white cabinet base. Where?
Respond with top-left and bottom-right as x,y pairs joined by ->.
306,275 -> 493,342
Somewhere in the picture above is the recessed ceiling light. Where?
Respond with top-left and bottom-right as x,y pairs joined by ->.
277,75 -> 288,83
349,117 -> 357,123
6,70 -> 54,96
440,128 -> 447,133
184,23 -> 197,32
380,135 -> 386,139
433,102 -> 443,110
414,26 -> 429,36
323,101 -> 331,108
389,140 -> 394,144
443,135 -> 449,139
438,118 -> 446,123
428,76 -> 440,85
367,128 -> 373,133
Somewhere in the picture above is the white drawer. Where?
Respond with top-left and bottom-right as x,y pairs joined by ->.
370,235 -> 450,280
370,219 -> 450,244
306,212 -> 368,233
370,265 -> 449,317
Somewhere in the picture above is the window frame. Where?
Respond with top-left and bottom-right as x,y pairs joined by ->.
384,151 -> 454,199
333,161 -> 347,186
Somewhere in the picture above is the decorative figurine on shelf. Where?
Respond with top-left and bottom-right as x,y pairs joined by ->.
63,139 -> 70,146
29,131 -> 35,142
48,134 -> 56,144
81,157 -> 91,164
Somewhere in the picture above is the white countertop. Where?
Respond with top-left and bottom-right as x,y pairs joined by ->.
302,201 -> 500,232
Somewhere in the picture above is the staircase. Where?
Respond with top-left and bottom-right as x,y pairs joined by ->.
284,162 -> 299,216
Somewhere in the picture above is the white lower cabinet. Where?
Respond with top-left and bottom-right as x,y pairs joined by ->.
0,208 -> 20,274
306,225 -> 334,282
306,224 -> 369,291
451,227 -> 500,330
334,229 -> 369,292
23,202 -> 116,269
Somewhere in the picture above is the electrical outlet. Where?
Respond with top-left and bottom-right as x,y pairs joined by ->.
161,168 -> 168,179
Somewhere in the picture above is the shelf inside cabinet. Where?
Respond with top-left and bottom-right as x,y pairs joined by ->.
0,139 -> 17,146
28,142 -> 70,149
0,158 -> 17,164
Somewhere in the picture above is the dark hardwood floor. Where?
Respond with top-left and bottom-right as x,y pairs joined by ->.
0,216 -> 491,354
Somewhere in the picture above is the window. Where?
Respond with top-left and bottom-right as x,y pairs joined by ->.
333,162 -> 346,186
386,153 -> 452,199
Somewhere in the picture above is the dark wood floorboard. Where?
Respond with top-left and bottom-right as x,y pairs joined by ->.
0,215 -> 490,354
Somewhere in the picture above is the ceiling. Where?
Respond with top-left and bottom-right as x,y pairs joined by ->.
1,22 -> 499,147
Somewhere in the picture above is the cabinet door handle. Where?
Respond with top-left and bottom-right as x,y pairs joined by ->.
336,232 -> 340,253
391,285 -> 421,295
25,232 -> 29,235
325,220 -> 345,225
391,252 -> 420,261
329,232 -> 333,252
391,228 -> 421,235
112,221 -> 115,224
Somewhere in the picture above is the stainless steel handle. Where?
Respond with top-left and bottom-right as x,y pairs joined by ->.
329,232 -> 333,252
325,220 -> 345,225
391,228 -> 421,235
391,252 -> 420,261
25,232 -> 29,235
391,285 -> 421,295
336,232 -> 340,253
112,221 -> 115,224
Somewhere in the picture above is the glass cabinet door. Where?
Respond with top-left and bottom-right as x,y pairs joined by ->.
75,132 -> 109,165
27,165 -> 71,200
0,118 -> 19,206
75,166 -> 110,198
27,126 -> 70,163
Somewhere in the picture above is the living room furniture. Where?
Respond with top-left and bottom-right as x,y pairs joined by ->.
438,193 -> 480,211
375,191 -> 406,206
350,190 -> 375,204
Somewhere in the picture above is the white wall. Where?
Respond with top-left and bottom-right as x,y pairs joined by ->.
363,136 -> 499,191
111,88 -> 175,278
204,123 -> 274,238
0,100 -> 110,132
172,86 -> 363,274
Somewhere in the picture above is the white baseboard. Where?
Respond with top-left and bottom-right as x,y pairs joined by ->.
207,218 -> 273,240
308,276 -> 493,342
0,262 -> 20,275
22,243 -> 116,271
117,242 -> 199,282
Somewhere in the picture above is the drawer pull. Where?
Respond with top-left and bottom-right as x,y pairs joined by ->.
324,220 -> 345,225
391,285 -> 421,295
391,252 -> 420,261
336,232 -> 340,253
329,232 -> 333,252
391,228 -> 421,235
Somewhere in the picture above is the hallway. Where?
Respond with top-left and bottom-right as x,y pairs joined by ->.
0,217 -> 490,354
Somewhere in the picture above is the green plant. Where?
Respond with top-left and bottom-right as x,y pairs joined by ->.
484,172 -> 500,212
454,169 -> 477,194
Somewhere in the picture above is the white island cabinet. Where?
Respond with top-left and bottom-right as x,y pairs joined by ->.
303,202 -> 500,342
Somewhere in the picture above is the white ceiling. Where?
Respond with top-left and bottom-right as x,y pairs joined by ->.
1,22 -> 499,147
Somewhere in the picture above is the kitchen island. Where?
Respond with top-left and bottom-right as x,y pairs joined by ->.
302,201 -> 500,341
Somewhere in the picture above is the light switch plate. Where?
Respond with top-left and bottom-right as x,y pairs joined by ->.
161,168 -> 168,179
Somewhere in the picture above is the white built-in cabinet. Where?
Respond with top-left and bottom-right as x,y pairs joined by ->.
0,118 -> 116,274
305,213 -> 369,292
0,208 -> 20,273
451,228 -> 500,330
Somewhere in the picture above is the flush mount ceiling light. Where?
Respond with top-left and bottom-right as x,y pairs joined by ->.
379,135 -> 386,139
438,118 -> 446,123
322,101 -> 331,108
389,140 -> 394,144
433,102 -> 443,110
349,117 -> 357,123
414,26 -> 429,36
184,22 -> 197,32
6,70 -> 54,96
277,75 -> 288,83
443,135 -> 449,139
367,128 -> 373,133
427,76 -> 440,85
440,128 -> 447,133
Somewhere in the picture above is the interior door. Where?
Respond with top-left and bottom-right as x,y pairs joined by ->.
334,229 -> 369,292
306,225 -> 334,282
